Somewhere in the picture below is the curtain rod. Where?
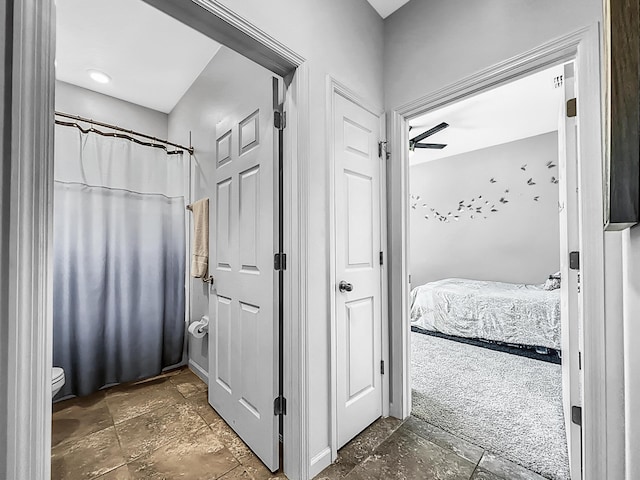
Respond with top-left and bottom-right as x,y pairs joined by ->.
54,111 -> 194,155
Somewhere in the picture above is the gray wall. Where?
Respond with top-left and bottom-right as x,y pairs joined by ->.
625,229 -> 640,479
409,133 -> 560,288
0,0 -> 10,476
55,81 -> 168,138
167,45 -> 274,378
384,0 -> 603,110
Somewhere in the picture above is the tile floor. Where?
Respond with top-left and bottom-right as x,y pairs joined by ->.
52,367 -> 547,480
315,416 -> 549,480
51,367 -> 286,480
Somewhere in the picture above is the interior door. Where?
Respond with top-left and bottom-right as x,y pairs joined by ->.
208,76 -> 279,471
334,93 -> 383,448
558,62 -> 583,478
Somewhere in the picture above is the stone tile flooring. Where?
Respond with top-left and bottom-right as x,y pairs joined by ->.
315,416 -> 549,480
52,367 -> 548,480
51,367 -> 285,480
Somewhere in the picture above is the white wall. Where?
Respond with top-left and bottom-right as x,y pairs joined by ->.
409,133 -> 560,288
203,1 -> 384,475
167,45 -> 274,379
55,80 -> 168,138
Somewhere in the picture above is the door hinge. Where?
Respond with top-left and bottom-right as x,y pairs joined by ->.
380,360 -> 385,375
274,396 -> 287,416
571,405 -> 582,426
569,251 -> 580,270
274,110 -> 286,130
378,141 -> 389,159
379,251 -> 384,265
274,253 -> 287,271
578,351 -> 582,370
566,98 -> 577,118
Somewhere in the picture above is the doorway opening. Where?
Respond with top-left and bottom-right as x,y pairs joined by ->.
406,63 -> 576,480
50,0 -> 286,477
387,26 -> 606,480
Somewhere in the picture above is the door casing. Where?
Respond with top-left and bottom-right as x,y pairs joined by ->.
387,24 -> 608,480
3,1 -> 312,480
326,77 -> 388,469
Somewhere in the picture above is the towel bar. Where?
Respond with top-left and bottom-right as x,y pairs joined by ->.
202,275 -> 214,284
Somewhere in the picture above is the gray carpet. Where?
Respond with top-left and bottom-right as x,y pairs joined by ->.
411,332 -> 570,480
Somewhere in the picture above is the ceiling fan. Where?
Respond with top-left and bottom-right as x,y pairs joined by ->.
409,122 -> 449,151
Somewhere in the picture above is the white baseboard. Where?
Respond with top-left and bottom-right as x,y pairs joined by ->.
188,359 -> 209,385
309,446 -> 332,479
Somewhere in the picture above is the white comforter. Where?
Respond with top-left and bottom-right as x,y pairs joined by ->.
410,278 -> 561,350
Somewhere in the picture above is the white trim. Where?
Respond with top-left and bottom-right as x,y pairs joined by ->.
388,24 -> 607,480
325,76 -> 386,467
283,63 -> 311,480
2,0 -> 56,479
5,2 -> 312,480
188,359 -> 209,385
379,114 -> 390,421
309,447 -> 332,476
326,76 -> 338,463
191,0 -> 305,70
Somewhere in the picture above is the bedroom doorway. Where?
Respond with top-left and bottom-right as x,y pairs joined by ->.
404,62 -> 580,480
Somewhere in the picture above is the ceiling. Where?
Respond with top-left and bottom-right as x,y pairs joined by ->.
55,0 -> 221,113
409,64 -> 565,165
365,0 -> 411,18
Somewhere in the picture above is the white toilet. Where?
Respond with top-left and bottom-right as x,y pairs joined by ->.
52,367 -> 65,398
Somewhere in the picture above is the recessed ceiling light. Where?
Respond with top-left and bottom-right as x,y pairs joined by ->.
88,69 -> 111,84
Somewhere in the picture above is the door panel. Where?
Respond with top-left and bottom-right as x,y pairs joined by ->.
346,297 -> 375,403
209,76 -> 278,471
335,94 -> 383,449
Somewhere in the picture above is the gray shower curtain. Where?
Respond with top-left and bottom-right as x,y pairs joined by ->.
53,127 -> 187,398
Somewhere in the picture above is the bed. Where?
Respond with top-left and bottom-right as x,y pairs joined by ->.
410,278 -> 561,351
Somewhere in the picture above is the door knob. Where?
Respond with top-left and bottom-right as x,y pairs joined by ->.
338,281 -> 353,293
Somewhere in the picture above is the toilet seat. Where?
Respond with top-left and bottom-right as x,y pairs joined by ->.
52,367 -> 65,388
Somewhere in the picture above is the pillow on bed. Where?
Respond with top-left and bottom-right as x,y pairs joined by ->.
543,271 -> 561,291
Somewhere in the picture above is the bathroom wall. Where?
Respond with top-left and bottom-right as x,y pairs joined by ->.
409,132 -> 560,288
167,45 -> 274,380
55,81 -> 168,138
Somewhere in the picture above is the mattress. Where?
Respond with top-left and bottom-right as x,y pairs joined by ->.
410,278 -> 561,350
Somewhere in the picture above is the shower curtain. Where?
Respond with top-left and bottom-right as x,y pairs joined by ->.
53,125 -> 187,397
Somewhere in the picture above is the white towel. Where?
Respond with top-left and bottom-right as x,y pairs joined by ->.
189,198 -> 209,278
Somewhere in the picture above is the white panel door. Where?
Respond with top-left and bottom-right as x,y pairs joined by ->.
558,62 -> 582,479
209,79 -> 278,471
334,94 -> 383,448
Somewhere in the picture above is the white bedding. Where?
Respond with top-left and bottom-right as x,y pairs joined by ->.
410,278 -> 561,350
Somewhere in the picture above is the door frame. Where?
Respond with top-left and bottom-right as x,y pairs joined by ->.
326,77 -> 387,468
2,1 -> 312,480
387,24 -> 607,480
